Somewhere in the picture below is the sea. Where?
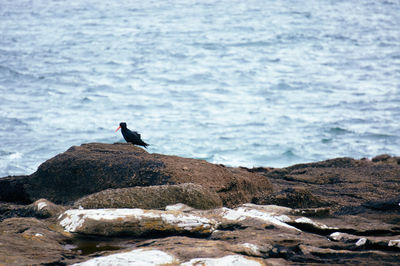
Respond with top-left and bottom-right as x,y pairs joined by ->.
1,0 -> 399,177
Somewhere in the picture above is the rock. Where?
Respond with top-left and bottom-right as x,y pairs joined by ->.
255,187 -> 330,209
0,202 -> 28,221
372,154 -> 400,165
72,249 -> 178,266
329,232 -> 400,251
2,203 -> 400,265
72,247 -> 264,266
291,207 -> 331,217
74,183 -> 222,210
254,157 -> 400,212
0,175 -> 31,204
165,203 -> 195,212
25,199 -> 66,218
0,199 -> 65,221
181,254 -> 264,266
58,208 -> 218,237
9,143 -> 272,206
361,196 -> 400,212
0,217 -> 71,265
1,149 -> 400,265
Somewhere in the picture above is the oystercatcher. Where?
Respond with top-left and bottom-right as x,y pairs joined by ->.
115,122 -> 149,148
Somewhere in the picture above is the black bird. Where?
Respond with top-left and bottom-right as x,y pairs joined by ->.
115,122 -> 149,148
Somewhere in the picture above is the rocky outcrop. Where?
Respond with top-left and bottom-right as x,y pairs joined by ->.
0,199 -> 65,221
1,192 -> 399,265
0,145 -> 399,265
252,156 -> 400,213
54,203 -> 399,265
0,217 -> 72,265
0,143 -> 272,206
59,207 -> 218,237
74,183 -> 222,210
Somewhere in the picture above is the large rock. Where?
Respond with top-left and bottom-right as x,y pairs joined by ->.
2,202 -> 400,265
251,156 -> 400,213
0,175 -> 31,204
72,248 -> 264,266
59,208 -> 218,237
0,199 -> 65,221
7,143 -> 272,206
74,183 -> 222,210
0,217 -> 71,265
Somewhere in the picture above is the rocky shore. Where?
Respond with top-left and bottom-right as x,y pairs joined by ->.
0,143 -> 399,265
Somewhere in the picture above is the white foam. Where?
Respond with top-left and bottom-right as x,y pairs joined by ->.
9,152 -> 23,160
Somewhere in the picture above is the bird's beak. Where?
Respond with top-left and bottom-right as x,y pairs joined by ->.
115,126 -> 121,132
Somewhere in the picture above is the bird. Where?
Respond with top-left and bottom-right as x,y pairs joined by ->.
115,122 -> 149,148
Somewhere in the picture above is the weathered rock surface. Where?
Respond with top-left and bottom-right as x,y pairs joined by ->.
74,183 -> 222,210
1,201 -> 400,265
252,156 -> 400,212
56,203 -> 399,265
59,208 -> 218,237
0,143 -> 272,206
0,217 -> 71,265
0,199 -> 65,221
0,147 -> 399,265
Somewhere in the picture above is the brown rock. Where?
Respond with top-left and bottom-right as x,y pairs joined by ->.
11,143 -> 272,206
74,183 -> 222,210
0,175 -> 31,204
0,217 -> 70,265
254,157 -> 400,212
25,199 -> 66,218
255,187 -> 330,209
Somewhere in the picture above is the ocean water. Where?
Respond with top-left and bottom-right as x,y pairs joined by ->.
1,0 -> 399,177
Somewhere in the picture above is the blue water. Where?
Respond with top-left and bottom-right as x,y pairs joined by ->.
1,0 -> 400,177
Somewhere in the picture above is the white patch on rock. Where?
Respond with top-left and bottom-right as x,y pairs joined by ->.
294,217 -> 337,230
181,254 -> 262,266
35,233 -> 43,237
160,212 -> 214,231
165,203 -> 193,212
329,232 -> 345,241
221,207 -> 299,231
388,240 -> 400,248
72,248 -> 176,266
37,201 -> 47,211
241,243 -> 260,253
59,209 -> 153,232
355,238 -> 367,246
59,208 -> 217,233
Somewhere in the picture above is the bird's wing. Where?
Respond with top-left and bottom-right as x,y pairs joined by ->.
132,131 -> 141,138
126,129 -> 141,140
